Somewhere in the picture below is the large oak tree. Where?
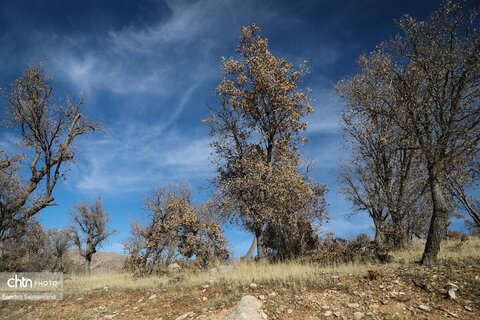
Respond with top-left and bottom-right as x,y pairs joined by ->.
337,0 -> 480,265
204,24 -> 328,260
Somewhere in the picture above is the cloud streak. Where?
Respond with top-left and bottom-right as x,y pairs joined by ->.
71,121 -> 214,195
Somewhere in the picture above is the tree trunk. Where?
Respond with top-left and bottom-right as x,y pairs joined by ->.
373,221 -> 383,246
421,170 -> 449,265
255,228 -> 266,260
242,235 -> 257,260
85,237 -> 93,274
85,256 -> 91,275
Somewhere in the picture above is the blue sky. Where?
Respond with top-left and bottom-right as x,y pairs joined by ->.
1,0 -> 464,256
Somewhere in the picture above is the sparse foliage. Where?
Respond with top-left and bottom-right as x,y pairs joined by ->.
337,97 -> 430,247
70,197 -> 116,274
48,227 -> 73,272
0,62 -> 100,242
336,0 -> 480,264
123,184 -> 228,275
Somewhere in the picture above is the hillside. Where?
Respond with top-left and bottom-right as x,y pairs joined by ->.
66,250 -> 126,274
1,239 -> 479,319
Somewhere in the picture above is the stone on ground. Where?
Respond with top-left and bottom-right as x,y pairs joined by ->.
225,295 -> 266,320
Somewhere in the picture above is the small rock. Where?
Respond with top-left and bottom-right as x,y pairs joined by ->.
167,263 -> 181,271
398,291 -> 405,296
324,310 -> 333,316
137,299 -> 143,303
148,294 -> 157,300
258,295 -> 266,300
347,303 -> 360,308
268,292 -> 277,297
250,283 -> 257,288
446,283 -> 459,300
225,295 -> 264,320
287,309 -> 293,314
447,311 -> 459,318
418,305 -> 431,312
175,312 -> 195,320
133,307 -> 138,310
446,282 -> 458,289
393,280 -> 399,284
353,312 -> 364,319
464,305 -> 473,312
331,275 -> 340,280
448,289 -> 457,300
76,297 -> 84,301
333,311 -> 342,317
202,285 -> 210,289
103,286 -> 109,291
202,296 -> 207,301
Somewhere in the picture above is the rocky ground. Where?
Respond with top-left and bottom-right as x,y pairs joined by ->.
1,256 -> 479,319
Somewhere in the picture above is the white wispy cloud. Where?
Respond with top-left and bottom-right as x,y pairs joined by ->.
42,0 -> 230,99
71,120 -> 213,195
306,89 -> 341,134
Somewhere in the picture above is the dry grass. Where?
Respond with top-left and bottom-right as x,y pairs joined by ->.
63,236 -> 480,296
393,236 -> 479,263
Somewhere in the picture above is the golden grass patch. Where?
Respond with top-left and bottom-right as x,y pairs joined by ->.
63,236 -> 480,296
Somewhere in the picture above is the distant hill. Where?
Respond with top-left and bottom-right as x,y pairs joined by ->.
67,249 -> 126,274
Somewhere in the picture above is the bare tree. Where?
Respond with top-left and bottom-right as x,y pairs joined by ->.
48,227 -> 73,272
337,0 -> 480,264
337,93 -> 429,247
70,198 -> 116,274
447,158 -> 480,231
204,24 -> 328,260
0,62 -> 100,241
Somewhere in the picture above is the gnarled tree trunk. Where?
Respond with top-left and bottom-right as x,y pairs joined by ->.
421,169 -> 449,265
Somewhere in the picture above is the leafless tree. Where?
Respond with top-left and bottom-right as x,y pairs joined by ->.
337,0 -> 480,264
0,62 -> 100,241
447,157 -> 480,232
48,227 -> 73,272
70,198 -> 116,274
337,94 -> 430,247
